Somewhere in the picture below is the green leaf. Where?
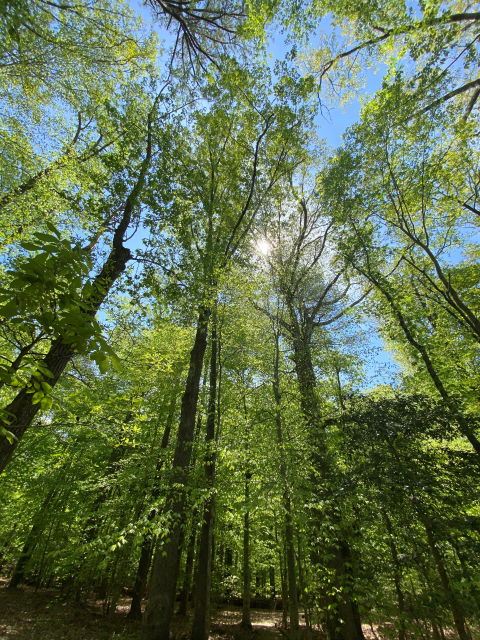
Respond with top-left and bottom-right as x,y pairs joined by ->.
32,391 -> 44,404
19,242 -> 41,251
33,232 -> 62,243
95,282 -> 108,295
40,395 -> 53,410
110,353 -> 122,371
38,367 -> 54,379
0,301 -> 18,318
0,425 -> 17,444
45,221 -> 61,238
98,358 -> 110,374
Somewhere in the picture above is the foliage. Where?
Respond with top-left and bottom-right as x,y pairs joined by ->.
0,0 -> 479,639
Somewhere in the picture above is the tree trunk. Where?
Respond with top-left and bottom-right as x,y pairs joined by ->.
0,106 -> 156,474
192,325 -> 218,640
273,331 -> 299,638
128,396 -> 178,620
280,543 -> 289,629
366,274 -> 480,457
382,511 -> 406,640
285,498 -> 299,638
269,565 -> 276,607
178,511 -> 198,616
240,481 -> 252,630
141,308 -> 210,640
191,532 -> 202,608
386,437 -> 471,640
451,537 -> 480,616
275,516 -> 289,628
9,488 -> 57,588
287,316 -> 365,640
421,516 -> 471,640
129,537 -> 156,620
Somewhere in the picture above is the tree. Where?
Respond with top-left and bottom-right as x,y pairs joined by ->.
2,1 -> 480,637
256,172 -> 369,639
141,60 -> 308,640
0,88 -> 166,471
289,0 -> 480,122
322,103 -> 480,458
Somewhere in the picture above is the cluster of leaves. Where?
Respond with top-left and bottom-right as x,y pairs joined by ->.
1,0 -> 480,637
0,223 -> 120,390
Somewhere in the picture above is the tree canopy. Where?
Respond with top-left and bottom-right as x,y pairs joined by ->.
0,1 -> 479,639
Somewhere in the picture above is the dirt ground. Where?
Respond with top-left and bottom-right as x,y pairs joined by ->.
0,584 -> 448,640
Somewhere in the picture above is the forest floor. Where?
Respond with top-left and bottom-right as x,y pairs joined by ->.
0,582 -> 454,640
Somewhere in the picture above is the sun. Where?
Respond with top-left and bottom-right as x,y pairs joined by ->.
256,239 -> 270,255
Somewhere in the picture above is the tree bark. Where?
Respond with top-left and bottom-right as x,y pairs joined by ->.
192,326 -> 218,640
8,487 -> 57,588
0,105 -> 156,474
240,475 -> 252,630
273,331 -> 299,639
141,308 -> 210,640
287,314 -> 365,640
128,396 -> 178,620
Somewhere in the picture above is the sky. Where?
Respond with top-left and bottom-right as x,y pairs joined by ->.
266,29 -> 387,150
126,0 -> 398,387
131,0 -> 386,149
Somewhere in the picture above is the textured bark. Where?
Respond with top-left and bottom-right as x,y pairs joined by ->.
0,106 -> 156,474
141,308 -> 210,640
192,327 -> 217,640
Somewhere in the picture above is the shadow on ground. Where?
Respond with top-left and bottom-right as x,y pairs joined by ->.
0,585 -> 458,639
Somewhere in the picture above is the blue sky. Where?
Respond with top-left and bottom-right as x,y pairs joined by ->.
126,0 -> 398,386
266,27 -> 386,149
131,0 -> 386,149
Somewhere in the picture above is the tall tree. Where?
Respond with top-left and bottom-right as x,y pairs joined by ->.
141,61 -> 307,640
258,176 -> 368,639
